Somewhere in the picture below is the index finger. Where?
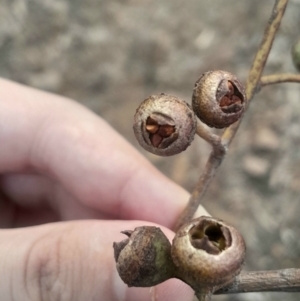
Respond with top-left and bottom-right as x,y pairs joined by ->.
0,78 -> 207,228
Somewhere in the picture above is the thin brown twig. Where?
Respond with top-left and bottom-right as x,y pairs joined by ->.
174,0 -> 289,231
260,73 -> 300,87
221,0 -> 289,147
175,151 -> 224,230
195,123 -> 226,155
215,269 -> 300,294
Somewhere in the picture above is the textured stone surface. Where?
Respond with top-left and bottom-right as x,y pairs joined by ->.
1,1 -> 300,300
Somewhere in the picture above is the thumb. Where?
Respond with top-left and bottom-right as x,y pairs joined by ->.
0,220 -> 194,301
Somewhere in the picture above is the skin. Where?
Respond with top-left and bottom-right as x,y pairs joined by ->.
0,78 -> 208,301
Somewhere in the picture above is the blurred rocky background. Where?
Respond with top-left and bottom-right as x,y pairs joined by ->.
1,0 -> 300,300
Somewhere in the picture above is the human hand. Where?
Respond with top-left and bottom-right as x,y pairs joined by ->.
0,78 -> 208,301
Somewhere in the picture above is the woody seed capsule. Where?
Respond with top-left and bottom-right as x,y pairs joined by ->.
171,216 -> 246,291
113,226 -> 176,287
133,93 -> 197,156
192,70 -> 246,128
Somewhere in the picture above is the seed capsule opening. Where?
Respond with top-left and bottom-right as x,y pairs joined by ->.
144,114 -> 176,148
218,81 -> 244,114
189,221 -> 232,255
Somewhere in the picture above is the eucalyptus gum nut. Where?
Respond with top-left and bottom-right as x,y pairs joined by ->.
171,216 -> 246,290
113,226 -> 176,287
192,70 -> 246,129
133,94 -> 197,156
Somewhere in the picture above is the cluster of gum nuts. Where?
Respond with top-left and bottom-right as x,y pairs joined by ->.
133,70 -> 246,156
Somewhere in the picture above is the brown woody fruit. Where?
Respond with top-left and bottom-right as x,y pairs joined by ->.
113,226 -> 176,287
192,70 -> 246,128
171,216 -> 246,292
133,93 -> 197,156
